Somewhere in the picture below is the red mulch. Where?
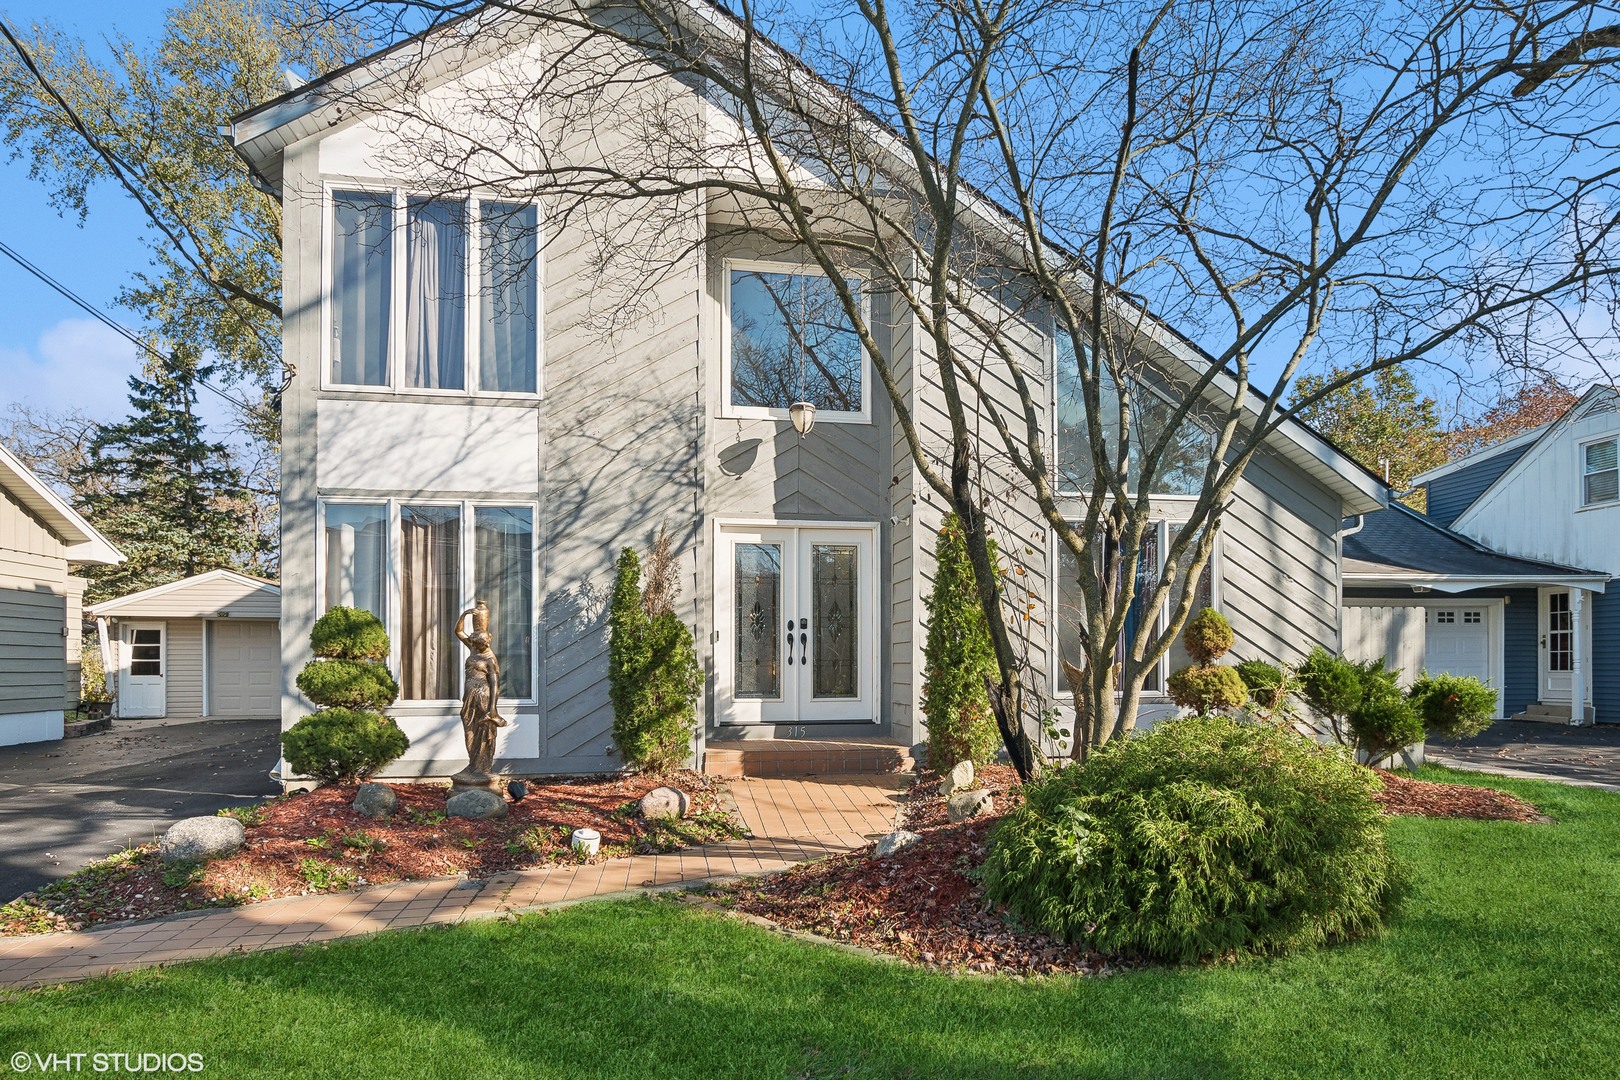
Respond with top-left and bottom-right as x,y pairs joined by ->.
1372,770 -> 1552,823
723,763 -> 1553,976
2,771 -> 742,935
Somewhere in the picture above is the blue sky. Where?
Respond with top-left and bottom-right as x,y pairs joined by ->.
0,1 -> 200,427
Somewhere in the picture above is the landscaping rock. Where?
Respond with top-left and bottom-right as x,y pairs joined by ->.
640,786 -> 691,820
873,830 -> 921,858
159,816 -> 245,864
352,782 -> 398,819
946,789 -> 994,823
446,788 -> 508,820
940,759 -> 975,797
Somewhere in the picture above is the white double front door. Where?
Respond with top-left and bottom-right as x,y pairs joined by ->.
715,524 -> 876,725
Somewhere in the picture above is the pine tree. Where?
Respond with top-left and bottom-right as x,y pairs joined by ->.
921,514 -> 1001,770
72,356 -> 257,602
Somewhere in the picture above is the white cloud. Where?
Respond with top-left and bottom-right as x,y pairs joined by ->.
0,317 -> 241,436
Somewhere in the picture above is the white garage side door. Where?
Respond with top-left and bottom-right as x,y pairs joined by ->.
1425,608 -> 1491,685
207,620 -> 280,718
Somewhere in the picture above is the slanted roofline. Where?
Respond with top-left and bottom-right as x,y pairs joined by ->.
0,440 -> 124,566
228,0 -> 1386,516
87,569 -> 281,617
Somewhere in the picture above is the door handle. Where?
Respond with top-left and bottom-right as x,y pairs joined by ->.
799,630 -> 808,666
786,623 -> 795,665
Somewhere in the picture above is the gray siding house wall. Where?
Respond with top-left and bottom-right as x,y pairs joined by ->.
237,8 -> 1384,776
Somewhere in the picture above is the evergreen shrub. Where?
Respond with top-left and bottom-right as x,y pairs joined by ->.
920,514 -> 1001,769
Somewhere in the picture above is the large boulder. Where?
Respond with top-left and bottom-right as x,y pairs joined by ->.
873,830 -> 921,859
639,786 -> 691,821
352,782 -> 398,819
159,816 -> 245,864
446,788 -> 508,820
939,760 -> 975,798
946,789 -> 994,824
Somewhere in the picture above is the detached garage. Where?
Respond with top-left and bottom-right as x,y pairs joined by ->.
88,570 -> 280,720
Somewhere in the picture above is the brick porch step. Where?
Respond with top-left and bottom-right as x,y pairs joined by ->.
703,737 -> 915,778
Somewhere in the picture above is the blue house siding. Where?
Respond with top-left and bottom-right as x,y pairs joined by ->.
1594,591 -> 1620,724
1343,586 -> 1539,717
1422,445 -> 1532,527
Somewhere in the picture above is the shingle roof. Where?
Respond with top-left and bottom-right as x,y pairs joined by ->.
1344,502 -> 1604,581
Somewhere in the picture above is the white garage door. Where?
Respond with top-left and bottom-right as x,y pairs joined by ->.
1425,608 -> 1490,684
208,620 -> 280,718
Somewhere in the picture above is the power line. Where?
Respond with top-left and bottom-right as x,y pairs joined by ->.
0,235 -> 267,421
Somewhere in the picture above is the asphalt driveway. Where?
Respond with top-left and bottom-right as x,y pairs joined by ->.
0,718 -> 281,900
1428,720 -> 1620,791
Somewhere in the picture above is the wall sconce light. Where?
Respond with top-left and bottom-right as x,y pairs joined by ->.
789,401 -> 817,437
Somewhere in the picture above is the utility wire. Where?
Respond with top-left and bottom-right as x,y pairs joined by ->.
0,17 -> 286,367
0,235 -> 269,422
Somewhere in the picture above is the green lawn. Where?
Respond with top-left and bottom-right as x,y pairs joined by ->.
3,768 -> 1617,1079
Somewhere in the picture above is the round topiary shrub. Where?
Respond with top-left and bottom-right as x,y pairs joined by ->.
979,715 -> 1405,962
295,658 -> 399,712
310,606 -> 390,661
280,707 -> 411,785
1409,672 -> 1498,739
1181,607 -> 1235,664
1166,664 -> 1248,713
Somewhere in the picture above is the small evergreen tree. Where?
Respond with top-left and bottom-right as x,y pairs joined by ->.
608,531 -> 703,772
1166,608 -> 1247,714
282,606 -> 407,785
71,356 -> 258,602
921,514 -> 1000,769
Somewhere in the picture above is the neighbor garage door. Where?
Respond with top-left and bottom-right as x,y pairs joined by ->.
1425,607 -> 1491,685
207,620 -> 280,718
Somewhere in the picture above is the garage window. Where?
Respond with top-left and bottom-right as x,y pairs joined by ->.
129,628 -> 162,676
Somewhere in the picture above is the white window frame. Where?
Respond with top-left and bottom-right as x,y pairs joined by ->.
316,496 -> 541,706
321,182 -> 545,399
1049,520 -> 1223,701
719,257 -> 872,425
1579,434 -> 1618,508
1049,333 -> 1213,501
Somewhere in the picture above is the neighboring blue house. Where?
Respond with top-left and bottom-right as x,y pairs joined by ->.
1342,386 -> 1619,724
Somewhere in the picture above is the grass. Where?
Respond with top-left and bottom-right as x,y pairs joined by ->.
3,768 -> 1617,1078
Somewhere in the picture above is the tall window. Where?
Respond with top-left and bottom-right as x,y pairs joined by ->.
331,192 -> 393,386
1055,336 -> 1213,495
329,190 -> 539,394
474,507 -> 534,699
323,503 -> 388,619
1054,524 -> 1217,697
1583,437 -> 1618,506
405,198 -> 467,390
727,263 -> 864,417
320,501 -> 537,702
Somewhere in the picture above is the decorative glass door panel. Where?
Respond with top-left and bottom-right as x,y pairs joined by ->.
718,525 -> 875,724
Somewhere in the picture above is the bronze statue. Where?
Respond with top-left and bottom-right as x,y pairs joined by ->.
451,600 -> 507,789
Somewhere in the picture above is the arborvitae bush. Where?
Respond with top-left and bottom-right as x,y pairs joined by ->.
979,715 -> 1405,962
1409,672 -> 1498,739
1166,607 -> 1243,714
281,607 -> 407,784
920,514 -> 1001,770
609,537 -> 703,773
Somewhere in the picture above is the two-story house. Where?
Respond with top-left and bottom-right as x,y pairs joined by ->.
1343,386 -> 1618,724
228,0 -> 1390,780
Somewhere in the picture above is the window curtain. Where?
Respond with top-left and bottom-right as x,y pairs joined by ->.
401,506 -> 461,699
479,203 -> 538,393
323,504 -> 387,621
473,507 -> 534,699
331,192 -> 392,385
406,199 -> 467,390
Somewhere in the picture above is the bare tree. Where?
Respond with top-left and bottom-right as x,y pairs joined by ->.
0,403 -> 104,497
309,0 -> 1620,777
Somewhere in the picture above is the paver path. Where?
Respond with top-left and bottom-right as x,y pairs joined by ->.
0,776 -> 904,991
1428,720 -> 1620,791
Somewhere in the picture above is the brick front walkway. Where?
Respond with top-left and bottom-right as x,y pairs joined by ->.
0,776 -> 904,991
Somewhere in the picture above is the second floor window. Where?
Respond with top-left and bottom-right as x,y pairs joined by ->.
1583,437 -> 1617,506
725,261 -> 866,420
330,190 -> 539,395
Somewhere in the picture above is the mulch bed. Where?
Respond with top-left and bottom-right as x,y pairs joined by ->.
1372,770 -> 1552,823
722,762 -> 1553,977
1,771 -> 743,936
